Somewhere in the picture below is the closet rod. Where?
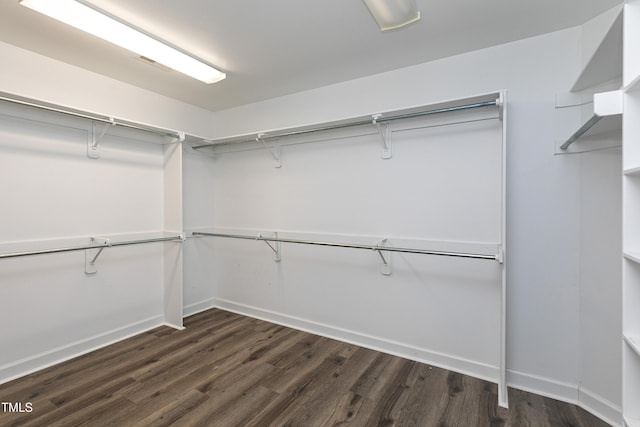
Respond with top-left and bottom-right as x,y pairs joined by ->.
0,94 -> 183,140
194,100 -> 498,149
192,232 -> 499,261
0,235 -> 183,259
559,114 -> 602,150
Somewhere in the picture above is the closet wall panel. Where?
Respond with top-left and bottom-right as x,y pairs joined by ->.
0,104 -> 166,383
182,148 -> 218,316
198,102 -> 505,385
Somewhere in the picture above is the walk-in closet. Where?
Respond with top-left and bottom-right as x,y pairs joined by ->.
0,1 -> 634,425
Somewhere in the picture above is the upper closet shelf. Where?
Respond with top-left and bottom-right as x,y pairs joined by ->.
572,6 -> 622,92
192,92 -> 504,151
0,91 -> 186,144
558,90 -> 622,152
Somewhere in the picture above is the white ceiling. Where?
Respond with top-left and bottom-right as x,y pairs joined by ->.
0,0 -> 623,112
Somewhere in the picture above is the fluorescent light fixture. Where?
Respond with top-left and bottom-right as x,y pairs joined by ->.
362,0 -> 420,31
19,0 -> 226,84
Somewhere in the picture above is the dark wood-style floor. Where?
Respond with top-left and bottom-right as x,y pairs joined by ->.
0,308 -> 610,427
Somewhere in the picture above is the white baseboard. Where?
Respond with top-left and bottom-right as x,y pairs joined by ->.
183,297 -> 217,318
579,386 -> 622,427
213,298 -> 500,385
506,369 -> 621,426
507,369 -> 579,403
0,315 -> 163,385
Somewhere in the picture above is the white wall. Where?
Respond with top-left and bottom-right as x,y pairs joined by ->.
188,24 -> 621,417
209,27 -> 583,379
194,103 -> 505,378
579,148 -> 622,420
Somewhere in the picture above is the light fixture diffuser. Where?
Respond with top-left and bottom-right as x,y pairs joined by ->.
19,0 -> 226,84
362,0 -> 421,31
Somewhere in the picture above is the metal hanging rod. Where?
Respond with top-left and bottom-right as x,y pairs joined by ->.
192,232 -> 499,261
194,99 -> 499,149
0,235 -> 183,260
0,93 -> 184,141
559,114 -> 602,150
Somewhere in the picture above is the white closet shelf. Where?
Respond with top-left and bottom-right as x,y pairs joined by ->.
0,232 -> 184,260
571,7 -> 623,91
624,166 -> 640,176
0,91 -> 186,144
192,93 -> 502,149
624,251 -> 640,264
559,90 -> 623,150
192,231 -> 501,261
626,334 -> 640,358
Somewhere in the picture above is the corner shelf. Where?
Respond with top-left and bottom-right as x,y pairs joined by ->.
572,7 -> 623,91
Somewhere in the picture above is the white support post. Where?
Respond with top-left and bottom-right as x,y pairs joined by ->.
498,90 -> 508,409
163,142 -> 184,330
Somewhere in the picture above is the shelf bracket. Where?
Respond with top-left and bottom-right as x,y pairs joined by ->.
372,114 -> 392,159
85,237 -> 110,274
257,133 -> 281,168
258,232 -> 281,262
375,238 -> 391,275
88,119 -> 115,159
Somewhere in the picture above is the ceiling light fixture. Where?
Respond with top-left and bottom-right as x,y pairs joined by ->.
19,0 -> 226,84
362,0 -> 420,31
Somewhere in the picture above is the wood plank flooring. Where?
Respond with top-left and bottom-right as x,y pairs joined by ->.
0,308 -> 611,426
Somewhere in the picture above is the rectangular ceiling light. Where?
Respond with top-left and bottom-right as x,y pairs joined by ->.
19,0 -> 226,84
362,0 -> 421,31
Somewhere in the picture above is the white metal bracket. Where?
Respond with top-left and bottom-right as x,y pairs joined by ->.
85,237 -> 110,274
375,238 -> 391,275
88,119 -> 115,159
256,133 -> 281,168
372,114 -> 392,159
259,232 -> 281,262
496,247 -> 504,264
170,132 -> 185,143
